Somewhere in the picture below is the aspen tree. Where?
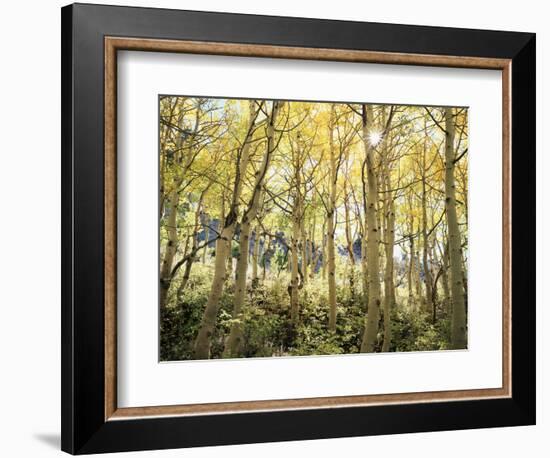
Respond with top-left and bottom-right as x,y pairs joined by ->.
382,193 -> 396,352
421,121 -> 434,316
444,108 -> 467,349
327,105 -> 338,332
177,187 -> 209,293
252,226 -> 261,284
360,104 -> 381,352
159,99 -> 201,308
224,101 -> 281,357
194,101 -> 260,359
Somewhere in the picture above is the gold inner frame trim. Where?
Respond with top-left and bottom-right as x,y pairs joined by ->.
104,36 -> 512,421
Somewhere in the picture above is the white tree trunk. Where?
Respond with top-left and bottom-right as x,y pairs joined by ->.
194,101 -> 258,359
444,108 -> 467,349
382,198 -> 395,352
224,101 -> 280,357
361,105 -> 381,353
327,105 -> 338,332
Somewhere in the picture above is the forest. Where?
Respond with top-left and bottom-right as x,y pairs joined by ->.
159,96 -> 468,361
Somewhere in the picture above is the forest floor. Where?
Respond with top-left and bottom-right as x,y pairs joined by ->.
160,263 -> 454,361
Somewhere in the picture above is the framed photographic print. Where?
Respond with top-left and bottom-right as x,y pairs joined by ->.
61,3 -> 536,454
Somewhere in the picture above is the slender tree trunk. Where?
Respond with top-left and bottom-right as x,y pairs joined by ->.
327,207 -> 337,331
461,250 -> 469,317
407,236 -> 414,308
178,253 -> 194,296
202,215 -> 209,264
159,129 -> 168,219
327,105 -> 338,332
301,231 -> 308,286
194,233 -> 232,359
309,215 -> 317,280
173,226 -> 191,297
444,108 -> 467,349
407,199 -> 421,310
224,102 -> 280,357
252,227 -> 260,285
361,233 -> 369,309
421,129 -> 434,316
159,99 -> 176,219
299,178 -> 308,286
290,210 -> 300,323
159,183 -> 182,309
194,101 -> 259,359
177,189 -> 209,295
262,235 -> 270,282
428,242 -> 440,323
232,218 -> 254,330
441,241 -> 451,316
344,193 -> 355,264
321,219 -> 327,280
226,247 -> 233,280
225,220 -> 252,356
310,244 -> 320,280
414,251 -> 423,307
160,100 -> 205,308
361,105 -> 381,353
344,188 -> 356,297
382,198 -> 395,352
361,150 -> 370,312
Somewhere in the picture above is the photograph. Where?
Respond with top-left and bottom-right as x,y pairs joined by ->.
159,96 -> 469,361
54,3 -> 537,454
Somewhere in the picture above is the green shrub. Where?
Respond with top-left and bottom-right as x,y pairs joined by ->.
160,267 -> 453,360
390,307 -> 451,352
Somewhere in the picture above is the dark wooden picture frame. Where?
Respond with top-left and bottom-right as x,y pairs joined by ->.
61,3 -> 536,454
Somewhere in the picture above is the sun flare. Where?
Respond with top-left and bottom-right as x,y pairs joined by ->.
368,130 -> 383,146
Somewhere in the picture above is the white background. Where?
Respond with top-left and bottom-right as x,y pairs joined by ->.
118,52 -> 502,407
0,0 -> 545,457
